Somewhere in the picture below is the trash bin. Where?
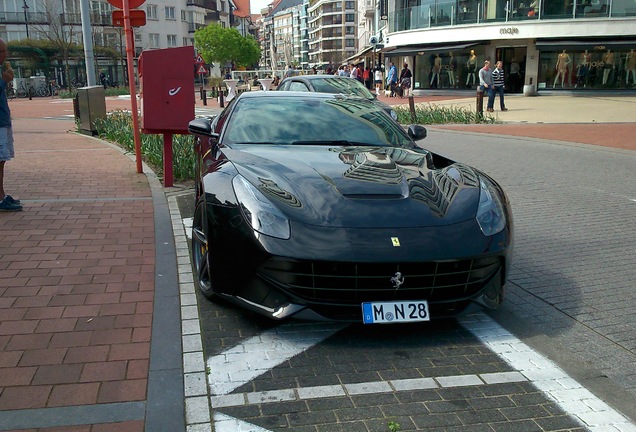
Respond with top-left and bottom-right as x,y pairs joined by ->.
76,86 -> 106,135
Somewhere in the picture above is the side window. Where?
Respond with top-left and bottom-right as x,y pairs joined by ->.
278,81 -> 290,91
289,82 -> 309,91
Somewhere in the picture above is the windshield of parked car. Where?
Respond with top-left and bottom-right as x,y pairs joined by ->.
310,77 -> 376,100
223,95 -> 414,148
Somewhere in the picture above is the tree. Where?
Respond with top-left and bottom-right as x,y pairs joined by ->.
30,1 -> 80,87
194,24 -> 261,70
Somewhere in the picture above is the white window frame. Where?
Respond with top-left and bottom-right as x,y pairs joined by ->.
149,33 -> 160,48
147,4 -> 158,20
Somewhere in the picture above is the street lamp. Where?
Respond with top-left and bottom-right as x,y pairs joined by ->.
22,0 -> 29,39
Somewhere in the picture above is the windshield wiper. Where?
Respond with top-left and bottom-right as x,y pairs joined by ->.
291,140 -> 377,146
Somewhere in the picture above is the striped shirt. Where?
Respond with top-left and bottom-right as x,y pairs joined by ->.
492,67 -> 505,87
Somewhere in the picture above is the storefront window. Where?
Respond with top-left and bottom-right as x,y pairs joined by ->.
410,46 -> 486,89
537,46 -> 636,89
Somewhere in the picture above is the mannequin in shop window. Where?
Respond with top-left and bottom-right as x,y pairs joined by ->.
430,54 -> 442,88
602,49 -> 614,85
447,52 -> 457,87
466,49 -> 477,87
626,49 -> 636,86
553,50 -> 571,88
575,50 -> 591,88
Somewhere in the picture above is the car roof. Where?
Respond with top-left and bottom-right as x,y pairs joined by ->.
237,90 -> 341,100
282,74 -> 348,82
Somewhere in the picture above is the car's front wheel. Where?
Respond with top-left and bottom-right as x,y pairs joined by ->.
192,199 -> 216,299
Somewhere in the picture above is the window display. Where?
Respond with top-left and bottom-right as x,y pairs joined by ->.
410,47 -> 485,90
539,46 -> 635,89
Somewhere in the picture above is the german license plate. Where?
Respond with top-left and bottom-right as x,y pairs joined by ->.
362,300 -> 430,324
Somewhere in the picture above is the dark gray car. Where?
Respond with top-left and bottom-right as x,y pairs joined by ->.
276,74 -> 398,120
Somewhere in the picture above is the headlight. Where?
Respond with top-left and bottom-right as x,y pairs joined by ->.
233,175 -> 291,239
476,179 -> 506,236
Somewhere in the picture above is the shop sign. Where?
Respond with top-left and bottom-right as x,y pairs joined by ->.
380,0 -> 388,20
500,27 -> 520,35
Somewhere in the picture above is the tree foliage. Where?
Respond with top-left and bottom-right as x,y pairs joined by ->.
194,24 -> 261,69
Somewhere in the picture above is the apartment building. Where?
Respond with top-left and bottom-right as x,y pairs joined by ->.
0,0 -> 236,84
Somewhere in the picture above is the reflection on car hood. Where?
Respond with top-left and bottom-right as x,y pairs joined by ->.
224,145 -> 481,228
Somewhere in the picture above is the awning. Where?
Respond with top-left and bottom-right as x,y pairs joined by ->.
344,45 -> 374,64
535,38 -> 636,50
385,42 -> 483,57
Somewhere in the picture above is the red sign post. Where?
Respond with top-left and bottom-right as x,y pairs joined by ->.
107,0 -> 146,175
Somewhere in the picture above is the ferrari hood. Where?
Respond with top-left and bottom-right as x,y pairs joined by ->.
224,145 -> 481,228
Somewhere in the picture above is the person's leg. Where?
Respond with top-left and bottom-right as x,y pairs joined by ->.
487,87 -> 495,111
498,86 -> 506,110
0,160 -> 5,199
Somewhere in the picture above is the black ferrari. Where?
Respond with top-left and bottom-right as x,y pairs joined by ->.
188,91 -> 513,323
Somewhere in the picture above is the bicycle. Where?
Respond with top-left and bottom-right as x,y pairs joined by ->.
6,82 -> 16,99
34,83 -> 51,97
16,81 -> 28,98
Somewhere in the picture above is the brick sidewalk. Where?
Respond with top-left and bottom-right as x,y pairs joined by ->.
1,101 -> 156,431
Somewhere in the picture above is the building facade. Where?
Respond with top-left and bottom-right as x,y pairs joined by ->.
0,0 -> 235,84
307,0 -> 358,67
381,0 -> 636,93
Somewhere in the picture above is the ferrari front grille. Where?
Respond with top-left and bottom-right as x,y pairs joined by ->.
259,257 -> 502,305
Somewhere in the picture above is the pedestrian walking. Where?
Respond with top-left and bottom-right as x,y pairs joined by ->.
374,67 -> 383,95
491,60 -> 508,111
478,60 -> 494,112
363,66 -> 372,89
399,63 -> 412,98
386,62 -> 398,97
0,38 -> 20,212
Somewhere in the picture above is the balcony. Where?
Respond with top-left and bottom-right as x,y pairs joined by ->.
61,12 -> 112,26
0,11 -> 47,24
188,22 -> 206,32
207,10 -> 220,20
364,0 -> 375,17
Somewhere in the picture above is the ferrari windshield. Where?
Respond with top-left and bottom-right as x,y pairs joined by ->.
223,95 -> 413,147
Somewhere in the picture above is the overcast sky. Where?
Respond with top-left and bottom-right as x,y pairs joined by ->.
250,0 -> 272,14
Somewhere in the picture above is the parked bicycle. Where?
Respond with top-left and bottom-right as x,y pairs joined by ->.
6,82 -> 16,99
16,81 -> 28,98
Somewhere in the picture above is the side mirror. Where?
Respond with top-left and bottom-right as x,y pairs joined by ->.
188,117 -> 217,138
407,124 -> 427,141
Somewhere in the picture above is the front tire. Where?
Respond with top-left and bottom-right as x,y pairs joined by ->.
192,199 -> 216,299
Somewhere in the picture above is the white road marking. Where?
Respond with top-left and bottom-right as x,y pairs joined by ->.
214,412 -> 272,432
183,217 -> 193,239
210,372 -> 527,408
460,313 -> 636,431
207,323 -> 345,396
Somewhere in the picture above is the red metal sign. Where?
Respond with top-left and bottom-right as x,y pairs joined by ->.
107,0 -> 146,8
195,54 -> 205,65
112,9 -> 146,27
198,65 -> 207,74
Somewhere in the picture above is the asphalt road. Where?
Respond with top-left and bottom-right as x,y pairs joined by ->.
174,127 -> 636,431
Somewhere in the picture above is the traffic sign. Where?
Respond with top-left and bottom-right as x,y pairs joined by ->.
112,9 -> 146,27
198,65 -> 207,74
107,0 -> 146,8
195,54 -> 205,65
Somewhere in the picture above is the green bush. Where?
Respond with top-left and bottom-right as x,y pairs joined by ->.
58,86 -> 131,99
93,110 -> 195,181
394,103 -> 498,124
